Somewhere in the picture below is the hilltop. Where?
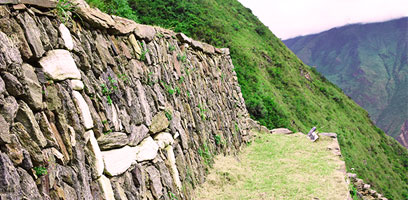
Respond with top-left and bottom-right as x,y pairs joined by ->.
85,0 -> 408,199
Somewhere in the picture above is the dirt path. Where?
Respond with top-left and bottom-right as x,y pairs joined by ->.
194,132 -> 350,200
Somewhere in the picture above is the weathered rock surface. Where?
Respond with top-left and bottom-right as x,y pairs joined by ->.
21,63 -> 42,110
39,49 -> 81,81
134,24 -> 156,42
2,0 -> 57,8
17,12 -> 44,58
2,72 -> 24,96
76,6 -> 115,29
149,111 -> 170,134
17,167 -> 42,199
348,173 -> 388,200
145,166 -> 163,199
111,15 -> 138,35
97,132 -> 129,150
15,101 -> 47,148
0,96 -> 19,123
128,124 -> 149,146
0,31 -> 22,69
0,152 -> 22,198
11,122 -> 44,164
0,115 -> 10,144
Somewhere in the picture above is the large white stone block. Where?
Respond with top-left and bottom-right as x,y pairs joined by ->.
135,137 -> 158,162
39,49 -> 81,81
72,91 -> 93,130
101,146 -> 137,176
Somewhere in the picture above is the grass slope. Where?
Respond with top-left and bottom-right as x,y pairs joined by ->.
85,0 -> 408,198
194,132 -> 350,199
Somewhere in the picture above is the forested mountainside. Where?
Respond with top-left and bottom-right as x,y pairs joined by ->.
86,0 -> 408,198
284,18 -> 408,149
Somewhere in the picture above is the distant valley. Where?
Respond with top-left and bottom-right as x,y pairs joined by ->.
284,17 -> 408,148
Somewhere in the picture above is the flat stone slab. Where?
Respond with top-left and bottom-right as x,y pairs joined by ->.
97,132 -> 129,150
270,128 -> 293,134
320,133 -> 337,138
39,49 -> 81,81
0,0 -> 57,8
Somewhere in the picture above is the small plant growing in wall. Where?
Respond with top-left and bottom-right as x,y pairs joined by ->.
104,129 -> 113,135
177,53 -> 187,63
214,134 -> 226,146
139,43 -> 149,62
168,44 -> 176,52
215,134 -> 222,145
198,142 -> 213,167
100,83 -> 113,105
161,80 -> 177,96
165,110 -> 172,120
198,104 -> 207,121
55,0 -> 76,23
168,191 -> 178,200
140,49 -> 149,61
234,122 -> 240,136
33,166 -> 47,176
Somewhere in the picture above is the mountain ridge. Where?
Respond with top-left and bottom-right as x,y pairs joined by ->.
284,17 -> 408,150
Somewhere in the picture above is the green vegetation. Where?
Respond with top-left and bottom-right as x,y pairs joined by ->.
84,0 -> 408,198
168,191 -> 178,200
195,132 -> 350,199
104,129 -> 113,135
55,0 -> 76,23
86,0 -> 138,21
164,110 -> 172,120
176,53 -> 187,63
168,44 -> 176,52
33,166 -> 48,176
198,143 -> 213,167
100,83 -> 113,105
197,104 -> 207,121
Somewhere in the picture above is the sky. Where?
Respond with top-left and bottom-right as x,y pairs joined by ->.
238,0 -> 408,40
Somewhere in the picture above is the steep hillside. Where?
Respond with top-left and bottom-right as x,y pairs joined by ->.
0,1 -> 253,199
284,18 -> 408,148
90,0 -> 406,199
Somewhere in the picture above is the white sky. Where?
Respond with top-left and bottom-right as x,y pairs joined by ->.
238,0 -> 408,40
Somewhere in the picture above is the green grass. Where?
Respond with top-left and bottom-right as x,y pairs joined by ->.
83,0 -> 408,198
195,132 -> 350,199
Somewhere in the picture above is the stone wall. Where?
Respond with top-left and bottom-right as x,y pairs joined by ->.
0,1 -> 252,199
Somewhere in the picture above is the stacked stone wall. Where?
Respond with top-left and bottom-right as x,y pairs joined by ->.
0,1 -> 252,199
